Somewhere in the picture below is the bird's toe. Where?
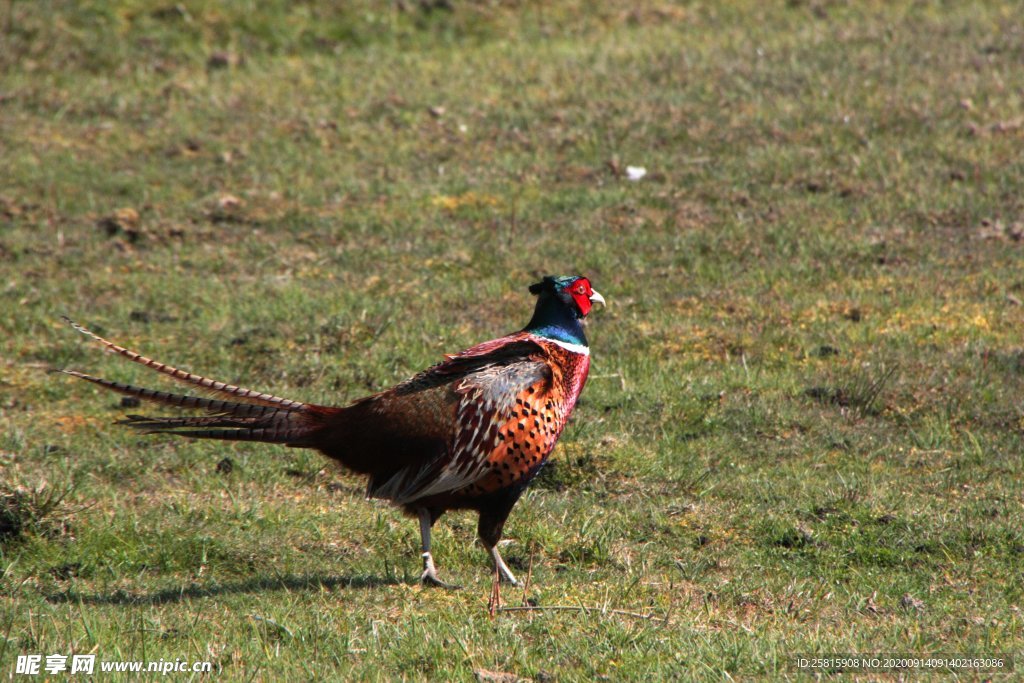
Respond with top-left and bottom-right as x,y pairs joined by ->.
420,568 -> 462,590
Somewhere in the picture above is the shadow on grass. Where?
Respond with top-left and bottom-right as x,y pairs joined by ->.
45,573 -> 403,606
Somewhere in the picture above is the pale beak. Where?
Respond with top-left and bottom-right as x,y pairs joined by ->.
589,290 -> 606,307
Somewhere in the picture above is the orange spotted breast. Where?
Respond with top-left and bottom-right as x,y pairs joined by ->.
459,335 -> 591,496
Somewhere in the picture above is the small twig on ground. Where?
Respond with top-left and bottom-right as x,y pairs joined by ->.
497,605 -> 666,624
520,545 -> 535,606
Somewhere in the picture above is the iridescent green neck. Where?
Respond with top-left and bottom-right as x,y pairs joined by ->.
523,293 -> 588,347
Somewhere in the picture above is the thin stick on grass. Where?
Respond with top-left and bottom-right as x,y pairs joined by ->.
496,605 -> 666,623
520,544 -> 535,606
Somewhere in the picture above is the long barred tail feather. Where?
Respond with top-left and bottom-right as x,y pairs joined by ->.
127,427 -> 312,443
61,317 -> 305,410
118,415 -> 270,429
117,412 -> 323,442
120,418 -> 317,445
60,319 -> 336,447
58,370 -> 290,418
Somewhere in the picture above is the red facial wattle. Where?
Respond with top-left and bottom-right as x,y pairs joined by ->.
566,278 -> 599,317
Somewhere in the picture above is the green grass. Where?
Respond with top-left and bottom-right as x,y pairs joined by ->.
2,0 -> 1024,679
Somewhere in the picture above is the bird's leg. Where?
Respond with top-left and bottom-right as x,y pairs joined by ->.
488,563 -> 502,617
479,500 -> 521,585
489,544 -> 519,586
418,509 -> 460,590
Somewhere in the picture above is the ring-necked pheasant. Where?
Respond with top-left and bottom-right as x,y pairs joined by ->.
61,275 -> 604,588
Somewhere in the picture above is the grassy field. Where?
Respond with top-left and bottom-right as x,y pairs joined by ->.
2,0 -> 1023,679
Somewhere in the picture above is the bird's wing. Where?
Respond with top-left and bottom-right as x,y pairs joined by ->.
365,339 -> 553,503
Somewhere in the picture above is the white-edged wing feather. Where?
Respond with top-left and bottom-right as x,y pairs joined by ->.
374,359 -> 551,503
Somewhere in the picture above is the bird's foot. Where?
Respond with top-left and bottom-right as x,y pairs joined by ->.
420,552 -> 461,590
496,567 -> 519,586
490,546 -> 519,585
420,568 -> 461,589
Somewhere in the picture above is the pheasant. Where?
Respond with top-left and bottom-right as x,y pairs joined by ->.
61,275 -> 604,588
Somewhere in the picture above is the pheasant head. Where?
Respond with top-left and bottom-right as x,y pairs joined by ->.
524,275 -> 605,347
